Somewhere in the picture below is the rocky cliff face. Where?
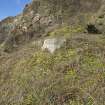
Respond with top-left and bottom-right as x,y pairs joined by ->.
0,0 -> 105,105
0,0 -> 103,52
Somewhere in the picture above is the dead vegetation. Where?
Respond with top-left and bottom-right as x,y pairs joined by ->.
0,0 -> 105,105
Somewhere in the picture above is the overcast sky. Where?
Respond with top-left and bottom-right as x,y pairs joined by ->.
0,0 -> 31,20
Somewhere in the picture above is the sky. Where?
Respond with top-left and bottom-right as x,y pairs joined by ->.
0,0 -> 31,20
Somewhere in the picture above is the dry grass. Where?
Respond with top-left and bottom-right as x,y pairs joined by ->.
0,29 -> 105,105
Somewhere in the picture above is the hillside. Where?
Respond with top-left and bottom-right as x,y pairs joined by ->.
0,0 -> 105,105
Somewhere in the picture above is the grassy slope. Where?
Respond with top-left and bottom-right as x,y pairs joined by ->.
0,26 -> 105,105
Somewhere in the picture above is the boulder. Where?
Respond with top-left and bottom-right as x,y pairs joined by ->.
42,37 -> 66,53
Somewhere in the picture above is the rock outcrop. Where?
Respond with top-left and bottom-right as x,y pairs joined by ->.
0,0 -> 103,52
42,37 -> 66,53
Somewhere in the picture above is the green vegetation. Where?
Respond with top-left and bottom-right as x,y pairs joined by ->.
48,25 -> 85,37
0,0 -> 105,104
0,32 -> 105,105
